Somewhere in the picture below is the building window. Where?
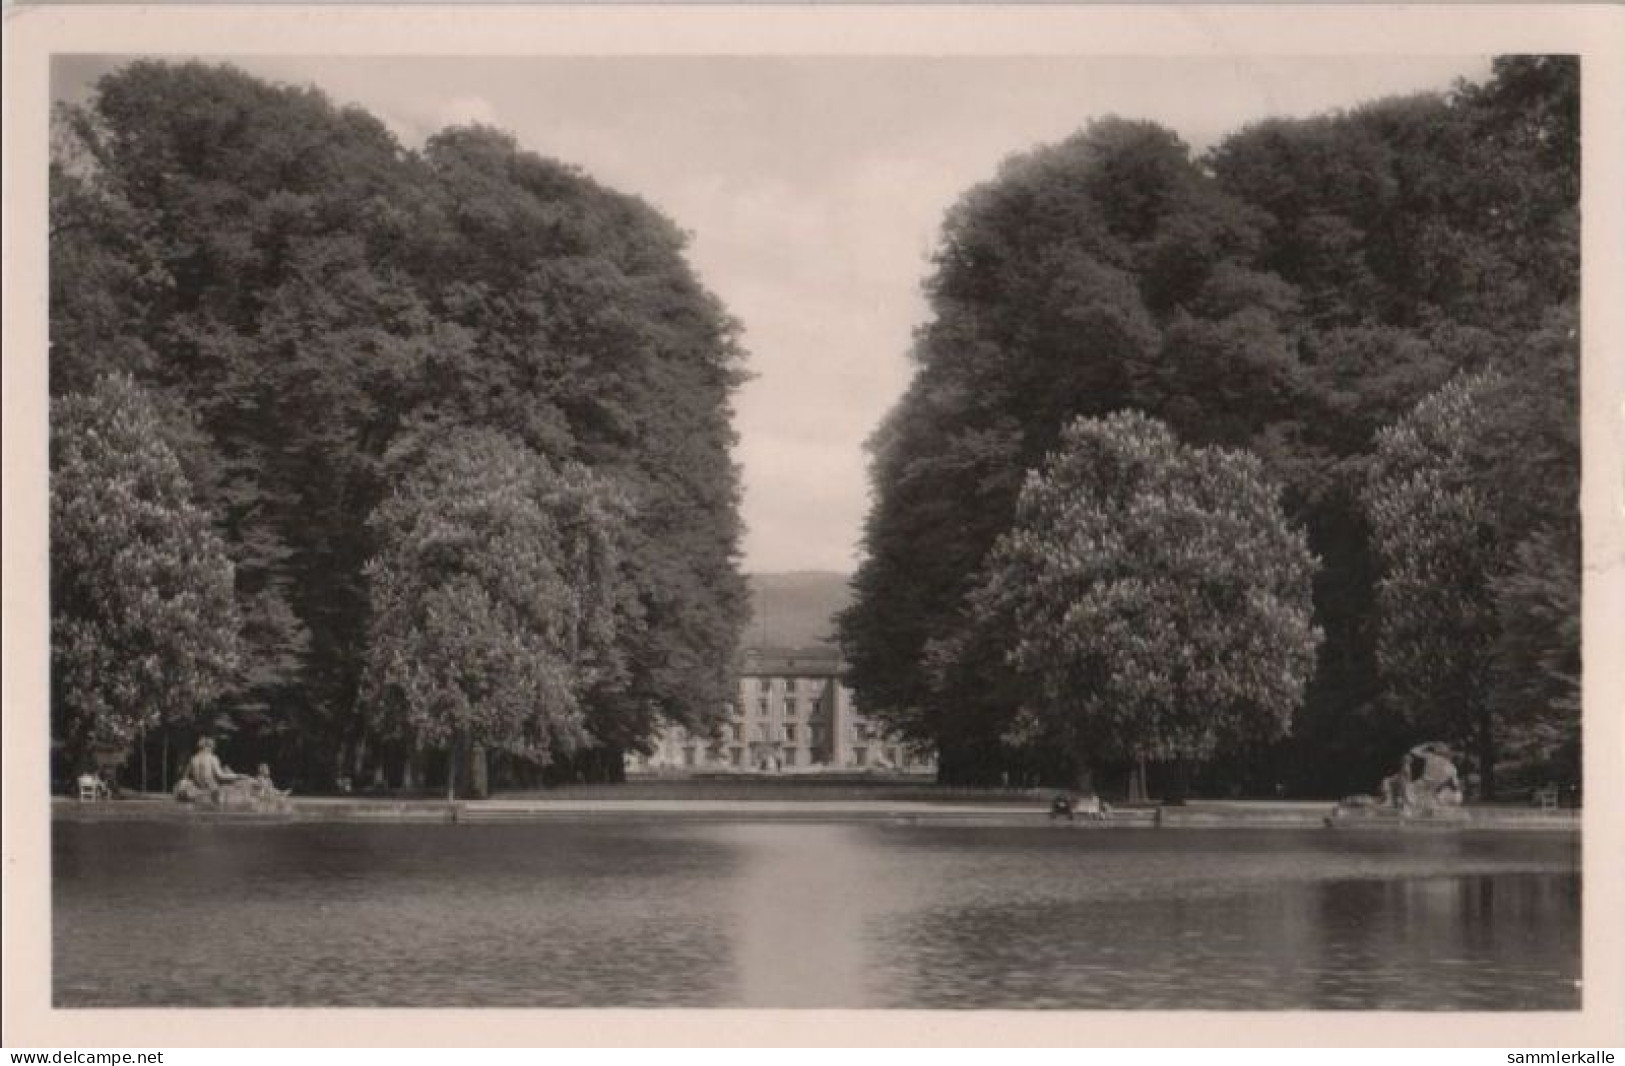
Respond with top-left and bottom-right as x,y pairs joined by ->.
755,724 -> 767,742
785,723 -> 798,742
784,699 -> 796,717
758,698 -> 769,716
786,678 -> 797,692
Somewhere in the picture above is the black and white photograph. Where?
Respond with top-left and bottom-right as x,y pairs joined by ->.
4,3 -> 1623,1050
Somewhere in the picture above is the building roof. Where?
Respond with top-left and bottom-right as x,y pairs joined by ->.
739,644 -> 844,678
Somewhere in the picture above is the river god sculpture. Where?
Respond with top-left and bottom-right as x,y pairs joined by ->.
174,739 -> 291,812
1332,741 -> 1466,825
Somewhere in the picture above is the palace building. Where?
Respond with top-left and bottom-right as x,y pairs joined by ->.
628,645 -> 935,775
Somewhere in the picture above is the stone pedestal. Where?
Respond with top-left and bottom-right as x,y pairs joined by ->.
1327,803 -> 1470,827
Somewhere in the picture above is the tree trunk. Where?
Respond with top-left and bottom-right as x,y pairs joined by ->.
347,695 -> 375,784
1165,757 -> 1191,806
66,721 -> 91,781
469,742 -> 489,799
1477,708 -> 1497,801
446,735 -> 460,803
1128,756 -> 1149,803
1073,760 -> 1095,795
350,733 -> 368,786
402,740 -> 421,791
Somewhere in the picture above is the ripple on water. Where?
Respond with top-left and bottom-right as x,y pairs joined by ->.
53,821 -> 1579,1009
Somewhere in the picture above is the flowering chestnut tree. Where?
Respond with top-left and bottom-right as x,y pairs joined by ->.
362,428 -> 637,797
958,411 -> 1321,781
51,374 -> 241,770
1362,354 -> 1580,798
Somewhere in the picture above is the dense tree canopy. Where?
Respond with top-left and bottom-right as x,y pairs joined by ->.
841,56 -> 1579,794
50,56 -> 1580,799
49,61 -> 747,789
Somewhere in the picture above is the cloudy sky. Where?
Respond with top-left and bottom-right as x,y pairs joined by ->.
56,54 -> 1490,574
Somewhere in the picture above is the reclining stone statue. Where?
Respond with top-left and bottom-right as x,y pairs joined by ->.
174,739 -> 291,812
1335,741 -> 1465,821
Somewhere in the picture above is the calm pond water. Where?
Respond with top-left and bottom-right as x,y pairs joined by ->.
53,821 -> 1580,1009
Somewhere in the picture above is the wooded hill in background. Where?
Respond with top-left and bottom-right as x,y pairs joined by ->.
745,572 -> 852,649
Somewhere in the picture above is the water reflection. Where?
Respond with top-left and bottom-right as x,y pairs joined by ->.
54,822 -> 742,1007
53,821 -> 1579,1009
720,823 -> 882,1006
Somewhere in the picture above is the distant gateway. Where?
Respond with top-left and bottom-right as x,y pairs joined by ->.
628,645 -> 936,775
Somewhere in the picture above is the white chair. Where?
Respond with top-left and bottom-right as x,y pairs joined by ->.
76,773 -> 105,802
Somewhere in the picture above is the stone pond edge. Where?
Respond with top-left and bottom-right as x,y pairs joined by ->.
50,797 -> 1581,831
